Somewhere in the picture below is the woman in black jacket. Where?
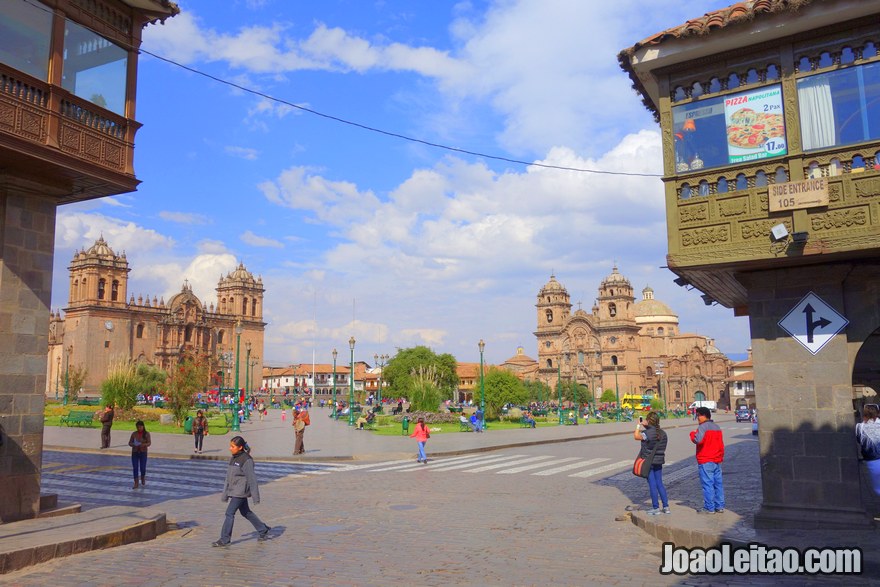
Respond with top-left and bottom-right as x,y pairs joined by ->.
213,436 -> 272,547
633,411 -> 669,515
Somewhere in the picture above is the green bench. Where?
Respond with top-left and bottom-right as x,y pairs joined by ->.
76,398 -> 100,406
520,416 -> 536,428
459,420 -> 474,432
533,409 -> 549,417
448,406 -> 462,413
60,410 -> 95,427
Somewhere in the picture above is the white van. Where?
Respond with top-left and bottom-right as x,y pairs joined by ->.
688,401 -> 717,412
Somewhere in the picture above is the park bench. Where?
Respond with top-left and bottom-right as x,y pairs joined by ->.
448,406 -> 462,413
76,398 -> 99,406
60,410 -> 95,427
519,417 -> 532,428
459,421 -> 474,432
533,409 -> 548,417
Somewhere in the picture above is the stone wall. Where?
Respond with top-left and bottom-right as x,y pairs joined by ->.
0,191 -> 56,522
742,263 -> 875,528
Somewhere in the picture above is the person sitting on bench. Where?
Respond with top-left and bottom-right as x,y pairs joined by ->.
460,413 -> 476,431
356,410 -> 376,430
523,411 -> 536,428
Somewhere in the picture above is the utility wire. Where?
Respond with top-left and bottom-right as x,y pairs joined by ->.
139,48 -> 662,177
21,0 -> 662,178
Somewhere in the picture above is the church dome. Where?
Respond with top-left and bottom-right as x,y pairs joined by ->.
229,263 -> 254,281
86,236 -> 115,257
504,346 -> 538,366
541,274 -> 565,293
601,265 -> 630,287
634,298 -> 677,318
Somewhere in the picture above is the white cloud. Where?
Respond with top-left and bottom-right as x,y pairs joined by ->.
55,210 -> 174,253
241,230 -> 284,248
159,211 -> 210,224
224,146 -> 260,160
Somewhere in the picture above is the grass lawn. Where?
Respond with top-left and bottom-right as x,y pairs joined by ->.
369,417 -> 561,436
45,407 -> 231,435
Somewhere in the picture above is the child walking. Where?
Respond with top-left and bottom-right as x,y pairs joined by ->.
212,436 -> 272,547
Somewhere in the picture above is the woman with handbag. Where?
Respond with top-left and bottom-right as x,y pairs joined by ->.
633,412 -> 669,515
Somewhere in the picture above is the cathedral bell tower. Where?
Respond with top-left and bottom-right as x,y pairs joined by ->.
535,274 -> 572,379
67,237 -> 130,309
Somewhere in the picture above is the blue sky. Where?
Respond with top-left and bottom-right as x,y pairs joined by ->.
52,0 -> 751,366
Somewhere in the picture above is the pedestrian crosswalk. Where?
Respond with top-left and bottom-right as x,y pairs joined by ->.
41,451 -> 639,508
332,453 -> 634,479
40,456 -> 341,508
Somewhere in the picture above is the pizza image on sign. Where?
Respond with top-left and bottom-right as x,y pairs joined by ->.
726,108 -> 784,149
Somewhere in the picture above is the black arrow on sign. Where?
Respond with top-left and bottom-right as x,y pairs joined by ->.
803,303 -> 832,343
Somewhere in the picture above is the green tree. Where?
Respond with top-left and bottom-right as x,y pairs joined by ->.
523,379 -> 551,403
483,367 -> 527,420
167,353 -> 211,425
384,346 -> 458,401
600,389 -> 618,404
408,364 -> 444,412
101,359 -> 141,409
66,364 -> 88,402
134,363 -> 168,399
650,398 -> 665,412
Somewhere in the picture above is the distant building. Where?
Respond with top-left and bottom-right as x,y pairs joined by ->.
728,350 -> 755,409
531,268 -> 732,409
47,237 -> 265,397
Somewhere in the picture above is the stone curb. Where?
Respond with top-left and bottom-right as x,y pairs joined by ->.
0,508 -> 166,575
629,510 -> 747,550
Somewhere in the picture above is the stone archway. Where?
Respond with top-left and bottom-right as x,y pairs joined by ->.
693,390 -> 706,402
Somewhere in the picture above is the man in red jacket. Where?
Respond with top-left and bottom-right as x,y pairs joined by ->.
690,406 -> 725,514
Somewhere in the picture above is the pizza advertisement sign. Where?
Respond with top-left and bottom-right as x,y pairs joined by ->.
724,85 -> 787,164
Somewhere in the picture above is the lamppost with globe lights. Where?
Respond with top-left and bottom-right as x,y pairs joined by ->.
232,321 -> 242,432
63,345 -> 71,407
611,354 -> 621,422
374,353 -> 389,408
332,348 -> 338,419
348,337 -> 356,426
478,340 -> 486,429
557,357 -> 563,425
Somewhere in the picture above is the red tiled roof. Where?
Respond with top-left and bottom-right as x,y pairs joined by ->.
618,0 -> 816,120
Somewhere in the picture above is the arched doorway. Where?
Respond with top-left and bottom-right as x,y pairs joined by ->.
693,390 -> 706,402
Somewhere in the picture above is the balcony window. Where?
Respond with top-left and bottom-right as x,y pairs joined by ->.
673,84 -> 787,172
62,20 -> 128,115
797,62 -> 880,151
0,1 -> 52,81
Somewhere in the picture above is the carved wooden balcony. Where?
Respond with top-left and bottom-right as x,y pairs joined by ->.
0,62 -> 140,202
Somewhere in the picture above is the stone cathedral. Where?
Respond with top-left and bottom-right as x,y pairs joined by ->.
531,267 -> 732,409
46,237 -> 266,396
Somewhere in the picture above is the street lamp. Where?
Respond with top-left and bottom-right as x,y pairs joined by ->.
332,348 -> 338,419
55,356 -> 61,401
245,341 -> 252,420
232,321 -> 242,432
654,360 -> 667,415
611,355 -> 620,422
63,345 -> 71,406
478,340 -> 486,429
348,337 -> 356,426
557,357 -> 563,425
374,353 -> 389,407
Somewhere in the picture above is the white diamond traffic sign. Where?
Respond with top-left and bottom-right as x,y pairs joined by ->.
778,292 -> 848,355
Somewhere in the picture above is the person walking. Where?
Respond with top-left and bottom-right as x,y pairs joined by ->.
213,436 -> 271,547
293,407 -> 309,454
99,404 -> 114,449
192,410 -> 209,454
634,412 -> 670,515
258,401 -> 266,422
856,404 -> 880,497
128,420 -> 151,489
410,416 -> 430,463
690,406 -> 725,514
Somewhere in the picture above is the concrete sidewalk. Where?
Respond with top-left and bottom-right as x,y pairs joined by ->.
7,408 -> 877,575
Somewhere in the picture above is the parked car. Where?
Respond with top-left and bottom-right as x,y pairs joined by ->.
735,407 -> 751,422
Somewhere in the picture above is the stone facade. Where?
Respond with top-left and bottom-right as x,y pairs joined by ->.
47,238 -> 266,397
0,193 -> 56,522
530,268 -> 731,409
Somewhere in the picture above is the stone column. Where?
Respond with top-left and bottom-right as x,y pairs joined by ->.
0,191 -> 56,522
742,264 -> 870,528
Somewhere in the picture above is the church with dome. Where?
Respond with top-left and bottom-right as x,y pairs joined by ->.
46,237 -> 265,397
504,267 -> 733,410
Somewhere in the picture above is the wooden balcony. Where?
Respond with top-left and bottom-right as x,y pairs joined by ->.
666,147 -> 880,311
0,62 -> 140,202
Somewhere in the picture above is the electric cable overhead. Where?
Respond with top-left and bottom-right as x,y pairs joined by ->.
21,0 -> 662,178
